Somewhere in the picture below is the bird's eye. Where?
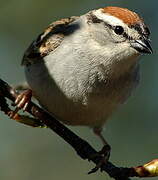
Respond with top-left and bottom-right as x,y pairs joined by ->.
114,26 -> 124,35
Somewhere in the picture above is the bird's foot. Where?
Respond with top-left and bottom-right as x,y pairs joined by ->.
9,89 -> 31,117
8,89 -> 45,127
88,144 -> 111,174
15,89 -> 32,110
9,89 -> 32,119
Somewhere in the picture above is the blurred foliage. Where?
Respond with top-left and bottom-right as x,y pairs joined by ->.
0,0 -> 158,180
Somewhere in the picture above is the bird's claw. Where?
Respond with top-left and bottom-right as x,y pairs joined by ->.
88,144 -> 111,174
15,89 -> 32,111
9,89 -> 32,119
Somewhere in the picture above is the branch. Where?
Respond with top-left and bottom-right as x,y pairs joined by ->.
0,78 -> 157,180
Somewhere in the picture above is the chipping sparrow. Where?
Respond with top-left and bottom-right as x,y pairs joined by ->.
17,6 -> 152,144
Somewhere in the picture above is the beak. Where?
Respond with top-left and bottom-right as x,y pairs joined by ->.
130,38 -> 153,54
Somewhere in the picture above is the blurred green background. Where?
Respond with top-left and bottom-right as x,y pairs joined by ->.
0,0 -> 157,180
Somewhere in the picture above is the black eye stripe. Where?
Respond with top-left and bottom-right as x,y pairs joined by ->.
103,22 -> 134,41
104,22 -> 113,29
130,23 -> 150,38
87,13 -> 150,41
122,32 -> 129,39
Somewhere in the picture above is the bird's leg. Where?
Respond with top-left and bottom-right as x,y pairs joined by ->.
94,128 -> 109,145
94,128 -> 111,160
88,128 -> 111,174
9,89 -> 45,127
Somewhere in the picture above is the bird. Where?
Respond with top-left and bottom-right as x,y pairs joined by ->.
14,6 -> 152,156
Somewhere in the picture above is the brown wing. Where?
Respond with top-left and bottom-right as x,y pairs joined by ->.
22,16 -> 79,66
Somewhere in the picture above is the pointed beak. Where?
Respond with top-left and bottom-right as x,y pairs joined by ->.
130,37 -> 153,54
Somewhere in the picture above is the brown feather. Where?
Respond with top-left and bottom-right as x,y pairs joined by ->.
102,6 -> 142,25
22,16 -> 79,66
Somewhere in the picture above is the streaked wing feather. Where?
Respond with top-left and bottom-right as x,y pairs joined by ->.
22,16 -> 79,66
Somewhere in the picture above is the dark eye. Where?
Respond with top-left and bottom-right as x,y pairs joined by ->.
114,26 -> 124,35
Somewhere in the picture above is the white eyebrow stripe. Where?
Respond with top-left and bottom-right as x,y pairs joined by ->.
93,9 -> 128,28
93,9 -> 141,41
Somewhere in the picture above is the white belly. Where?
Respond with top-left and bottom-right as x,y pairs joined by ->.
25,55 -> 139,129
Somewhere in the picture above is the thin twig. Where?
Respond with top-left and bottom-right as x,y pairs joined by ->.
0,78 -> 157,180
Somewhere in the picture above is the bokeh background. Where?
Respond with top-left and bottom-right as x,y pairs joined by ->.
0,0 -> 157,180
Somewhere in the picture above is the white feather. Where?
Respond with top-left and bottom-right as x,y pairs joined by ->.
94,9 -> 128,27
